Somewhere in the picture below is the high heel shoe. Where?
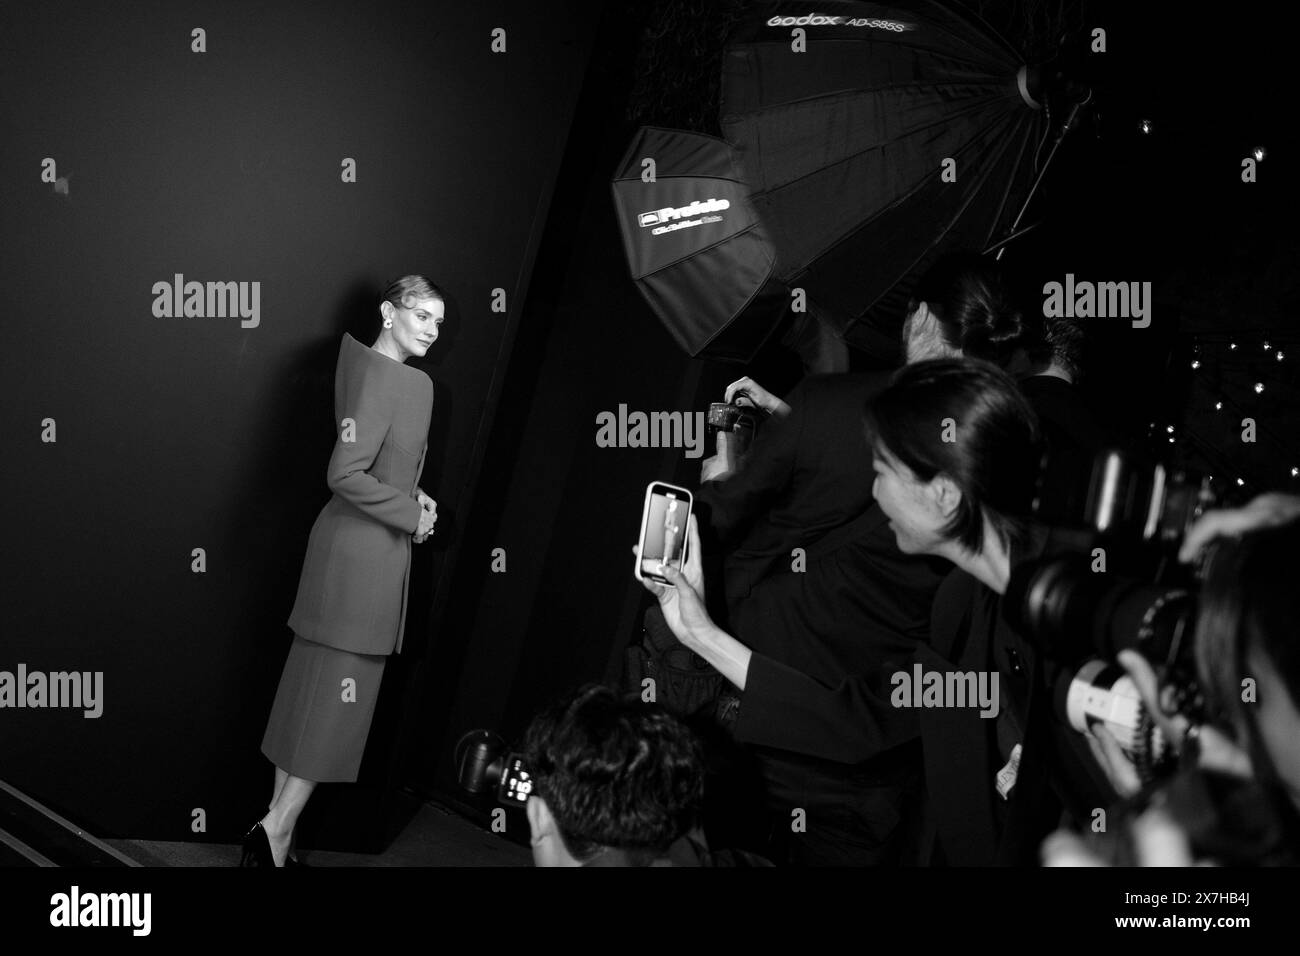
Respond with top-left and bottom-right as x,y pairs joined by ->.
239,821 -> 275,867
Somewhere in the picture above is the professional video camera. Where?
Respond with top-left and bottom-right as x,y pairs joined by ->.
1005,447 -> 1218,784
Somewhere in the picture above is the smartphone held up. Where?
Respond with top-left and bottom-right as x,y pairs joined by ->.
634,481 -> 693,587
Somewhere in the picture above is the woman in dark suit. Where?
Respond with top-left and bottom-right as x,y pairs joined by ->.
862,357 -> 1071,864
240,275 -> 444,867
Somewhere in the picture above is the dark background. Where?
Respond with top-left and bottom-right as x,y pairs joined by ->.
0,0 -> 597,845
1,0 -> 1295,849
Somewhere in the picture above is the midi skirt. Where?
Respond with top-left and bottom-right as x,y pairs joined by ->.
260,633 -> 387,783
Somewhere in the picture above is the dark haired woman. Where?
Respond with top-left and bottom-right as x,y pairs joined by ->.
899,252 -> 1111,507
727,251 -> 1104,448
862,357 -> 1092,864
240,275 -> 445,867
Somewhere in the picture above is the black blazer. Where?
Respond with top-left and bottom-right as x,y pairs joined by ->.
696,373 -> 951,767
918,527 -> 1117,866
698,373 -> 894,606
916,567 -> 1051,865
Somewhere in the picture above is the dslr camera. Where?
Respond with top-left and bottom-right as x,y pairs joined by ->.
1005,447 -> 1217,782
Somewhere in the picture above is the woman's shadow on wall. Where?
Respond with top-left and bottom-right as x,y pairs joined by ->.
225,278 -> 458,853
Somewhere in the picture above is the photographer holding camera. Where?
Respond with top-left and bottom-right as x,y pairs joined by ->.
859,357 -> 1097,865
646,358 -> 1103,865
521,683 -> 769,866
671,254 -> 1070,866
1043,492 -> 1300,865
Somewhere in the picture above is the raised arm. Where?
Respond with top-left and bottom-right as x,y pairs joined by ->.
696,379 -> 808,545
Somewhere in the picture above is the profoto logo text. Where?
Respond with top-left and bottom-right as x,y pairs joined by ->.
638,198 -> 730,236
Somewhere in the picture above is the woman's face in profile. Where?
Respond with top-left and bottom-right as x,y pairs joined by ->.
871,444 -> 948,555
389,296 -> 445,356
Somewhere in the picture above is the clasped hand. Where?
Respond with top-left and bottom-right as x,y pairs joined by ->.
413,488 -> 437,543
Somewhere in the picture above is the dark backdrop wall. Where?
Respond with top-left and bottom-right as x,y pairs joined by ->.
0,0 -> 597,840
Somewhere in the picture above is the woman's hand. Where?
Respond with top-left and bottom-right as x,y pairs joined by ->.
633,514 -> 713,648
1084,721 -> 1143,798
1178,492 -> 1300,563
413,490 -> 437,543
1084,650 -> 1252,797
1115,649 -> 1252,780
725,376 -> 791,418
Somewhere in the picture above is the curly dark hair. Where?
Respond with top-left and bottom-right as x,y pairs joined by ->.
521,684 -> 705,863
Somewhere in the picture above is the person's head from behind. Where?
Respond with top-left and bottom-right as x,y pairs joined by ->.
863,358 -> 1041,569
901,251 -> 1051,374
521,683 -> 704,866
1196,519 -> 1300,817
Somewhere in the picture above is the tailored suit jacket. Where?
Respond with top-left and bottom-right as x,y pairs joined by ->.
696,372 -> 889,608
287,333 -> 433,656
916,527 -> 1092,866
695,373 -> 950,765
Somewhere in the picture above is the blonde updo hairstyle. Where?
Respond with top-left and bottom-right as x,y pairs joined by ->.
379,274 -> 446,331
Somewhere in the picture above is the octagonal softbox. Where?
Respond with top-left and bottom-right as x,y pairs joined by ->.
611,126 -> 789,363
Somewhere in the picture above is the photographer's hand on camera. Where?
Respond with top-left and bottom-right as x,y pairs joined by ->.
1120,649 -> 1252,780
1179,492 -> 1300,563
1046,490 -> 1300,868
724,376 -> 792,419
1084,650 -> 1251,798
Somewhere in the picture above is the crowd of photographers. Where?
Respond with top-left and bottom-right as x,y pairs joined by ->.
516,252 -> 1300,867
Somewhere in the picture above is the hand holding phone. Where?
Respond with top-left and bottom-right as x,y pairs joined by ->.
633,481 -> 693,587
633,511 -> 713,649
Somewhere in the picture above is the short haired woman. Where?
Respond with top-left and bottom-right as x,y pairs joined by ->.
240,275 -> 444,866
861,357 -> 1072,864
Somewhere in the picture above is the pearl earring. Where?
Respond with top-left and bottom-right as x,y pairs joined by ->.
384,319 -> 393,328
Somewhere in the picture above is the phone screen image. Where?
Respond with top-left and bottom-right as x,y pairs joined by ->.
637,484 -> 691,582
